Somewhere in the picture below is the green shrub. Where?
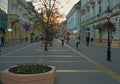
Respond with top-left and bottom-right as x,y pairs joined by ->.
8,64 -> 52,74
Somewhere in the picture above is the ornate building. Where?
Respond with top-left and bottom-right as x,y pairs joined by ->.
66,1 -> 81,39
81,0 -> 120,48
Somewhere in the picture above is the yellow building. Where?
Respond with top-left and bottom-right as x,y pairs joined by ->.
0,0 -> 34,43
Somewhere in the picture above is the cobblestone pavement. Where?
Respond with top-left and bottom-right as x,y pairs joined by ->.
0,39 -> 120,84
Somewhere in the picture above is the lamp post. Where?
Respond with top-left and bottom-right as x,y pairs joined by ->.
105,7 -> 112,61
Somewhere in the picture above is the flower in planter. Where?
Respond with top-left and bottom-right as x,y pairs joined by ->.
1,64 -> 56,84
8,63 -> 52,74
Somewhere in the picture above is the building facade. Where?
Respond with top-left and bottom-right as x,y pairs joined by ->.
0,0 -> 8,39
0,0 -> 8,13
81,0 -> 120,48
0,0 -> 34,43
66,1 -> 81,39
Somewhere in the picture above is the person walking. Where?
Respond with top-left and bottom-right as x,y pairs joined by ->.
30,36 -> 34,43
0,36 -> 1,52
67,36 -> 70,43
90,37 -> 94,46
1,35 -> 4,46
0,41 -> 1,52
25,37 -> 28,42
85,36 -> 90,47
61,37 -> 64,47
75,37 -> 80,49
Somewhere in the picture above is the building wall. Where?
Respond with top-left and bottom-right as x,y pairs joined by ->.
0,0 -> 8,40
66,1 -> 81,39
6,0 -> 33,43
81,0 -> 120,48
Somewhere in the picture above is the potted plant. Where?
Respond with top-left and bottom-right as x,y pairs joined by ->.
1,63 -> 56,84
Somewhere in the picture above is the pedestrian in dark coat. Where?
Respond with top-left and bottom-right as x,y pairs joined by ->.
1,35 -> 4,46
0,35 -> 1,52
61,37 -> 64,46
30,36 -> 33,43
85,36 -> 90,47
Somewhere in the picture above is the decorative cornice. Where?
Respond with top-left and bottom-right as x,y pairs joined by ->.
81,9 -> 85,15
87,5 -> 90,11
90,1 -> 95,8
90,1 -> 95,5
98,0 -> 102,4
81,11 -> 120,27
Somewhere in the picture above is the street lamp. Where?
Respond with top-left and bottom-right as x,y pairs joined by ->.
105,7 -> 112,61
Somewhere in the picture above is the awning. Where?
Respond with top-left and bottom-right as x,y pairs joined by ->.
94,23 -> 101,29
86,25 -> 91,29
8,14 -> 19,22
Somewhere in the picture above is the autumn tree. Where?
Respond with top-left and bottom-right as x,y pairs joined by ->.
32,0 -> 65,51
99,21 -> 116,44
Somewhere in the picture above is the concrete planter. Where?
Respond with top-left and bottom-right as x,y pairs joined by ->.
1,66 -> 56,84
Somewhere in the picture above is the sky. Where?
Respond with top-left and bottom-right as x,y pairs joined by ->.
59,0 -> 80,15
26,0 -> 80,15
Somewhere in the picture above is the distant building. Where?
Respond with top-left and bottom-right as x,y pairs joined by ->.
59,20 -> 67,35
66,1 -> 81,39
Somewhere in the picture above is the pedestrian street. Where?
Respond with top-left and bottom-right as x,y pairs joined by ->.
0,39 -> 120,84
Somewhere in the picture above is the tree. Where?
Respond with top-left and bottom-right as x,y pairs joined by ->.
33,0 -> 65,51
25,0 -> 66,51
99,21 -> 116,43
101,21 -> 116,33
47,8 -> 65,36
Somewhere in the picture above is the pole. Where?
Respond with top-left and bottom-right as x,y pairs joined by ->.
93,25 -> 95,44
119,18 -> 120,48
107,19 -> 111,61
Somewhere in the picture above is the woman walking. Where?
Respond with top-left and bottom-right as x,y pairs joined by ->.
75,37 -> 80,49
90,37 -> 94,46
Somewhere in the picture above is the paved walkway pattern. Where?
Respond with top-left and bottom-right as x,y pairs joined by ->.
0,39 -> 120,84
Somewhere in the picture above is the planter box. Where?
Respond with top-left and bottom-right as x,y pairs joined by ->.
1,66 -> 56,84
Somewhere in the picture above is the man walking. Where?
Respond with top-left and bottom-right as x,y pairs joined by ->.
61,37 -> 64,46
0,38 -> 1,52
85,36 -> 90,47
0,35 -> 4,46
